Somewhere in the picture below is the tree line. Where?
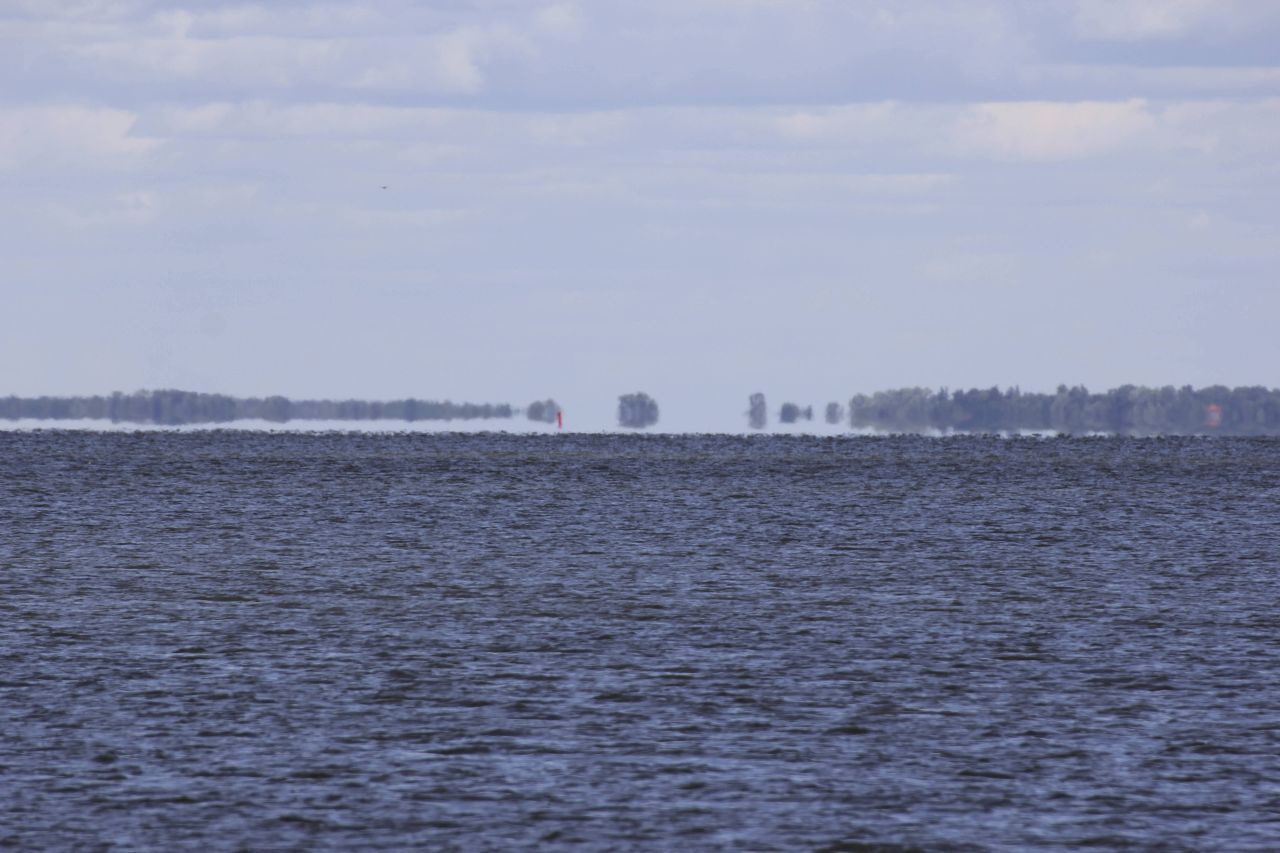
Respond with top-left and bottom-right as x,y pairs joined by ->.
0,390 -> 519,425
8,385 -> 1278,433
745,386 -> 1280,435
845,385 -> 1280,435
526,399 -> 560,423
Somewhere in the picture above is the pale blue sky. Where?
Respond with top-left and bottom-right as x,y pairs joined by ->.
3,1 -> 1278,430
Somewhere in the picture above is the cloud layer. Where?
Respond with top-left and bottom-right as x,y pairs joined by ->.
2,1 -> 1278,426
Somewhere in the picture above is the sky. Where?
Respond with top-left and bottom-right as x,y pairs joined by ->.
2,0 -> 1279,430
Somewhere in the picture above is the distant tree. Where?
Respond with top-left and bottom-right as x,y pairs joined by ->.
261,395 -> 291,422
617,392 -> 659,429
526,399 -> 559,423
825,401 -> 844,425
747,393 -> 767,430
778,402 -> 812,424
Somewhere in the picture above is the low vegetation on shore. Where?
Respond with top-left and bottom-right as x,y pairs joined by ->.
6,384 -> 1280,434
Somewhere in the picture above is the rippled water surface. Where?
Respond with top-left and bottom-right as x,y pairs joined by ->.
3,432 -> 1280,850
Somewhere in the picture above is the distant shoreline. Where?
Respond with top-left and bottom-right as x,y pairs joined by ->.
4,384 -> 1280,435
840,384 -> 1280,436
0,390 -> 521,426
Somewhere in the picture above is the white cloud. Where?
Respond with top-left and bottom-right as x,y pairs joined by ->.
427,27 -> 497,94
16,4 -> 567,99
157,102 -> 235,134
2,1 -> 150,22
74,35 -> 333,83
7,0 -> 1279,110
1069,0 -> 1279,40
154,102 -> 472,144
40,188 -> 159,229
346,24 -> 539,95
1038,64 -> 1280,97
535,2 -> 585,41
0,106 -> 158,170
775,103 -> 909,145
184,4 -> 383,39
951,100 -> 1156,160
771,99 -> 1203,162
148,97 -> 1277,172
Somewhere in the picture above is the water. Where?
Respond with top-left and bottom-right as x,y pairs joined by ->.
2,431 -> 1279,850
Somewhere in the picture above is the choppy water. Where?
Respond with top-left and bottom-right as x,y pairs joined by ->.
2,432 -> 1279,850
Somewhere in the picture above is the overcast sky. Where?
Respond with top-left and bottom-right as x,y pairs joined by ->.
3,0 -> 1278,429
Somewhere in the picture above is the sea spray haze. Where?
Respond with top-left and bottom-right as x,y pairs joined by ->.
3,431 -> 1280,849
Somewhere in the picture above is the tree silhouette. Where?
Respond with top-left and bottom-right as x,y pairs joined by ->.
779,403 -> 813,424
526,399 -> 559,423
617,392 -> 659,429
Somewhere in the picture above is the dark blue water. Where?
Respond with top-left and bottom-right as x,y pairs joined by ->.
2,432 -> 1279,850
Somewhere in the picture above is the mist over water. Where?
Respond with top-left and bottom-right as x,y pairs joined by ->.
3,432 -> 1279,849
